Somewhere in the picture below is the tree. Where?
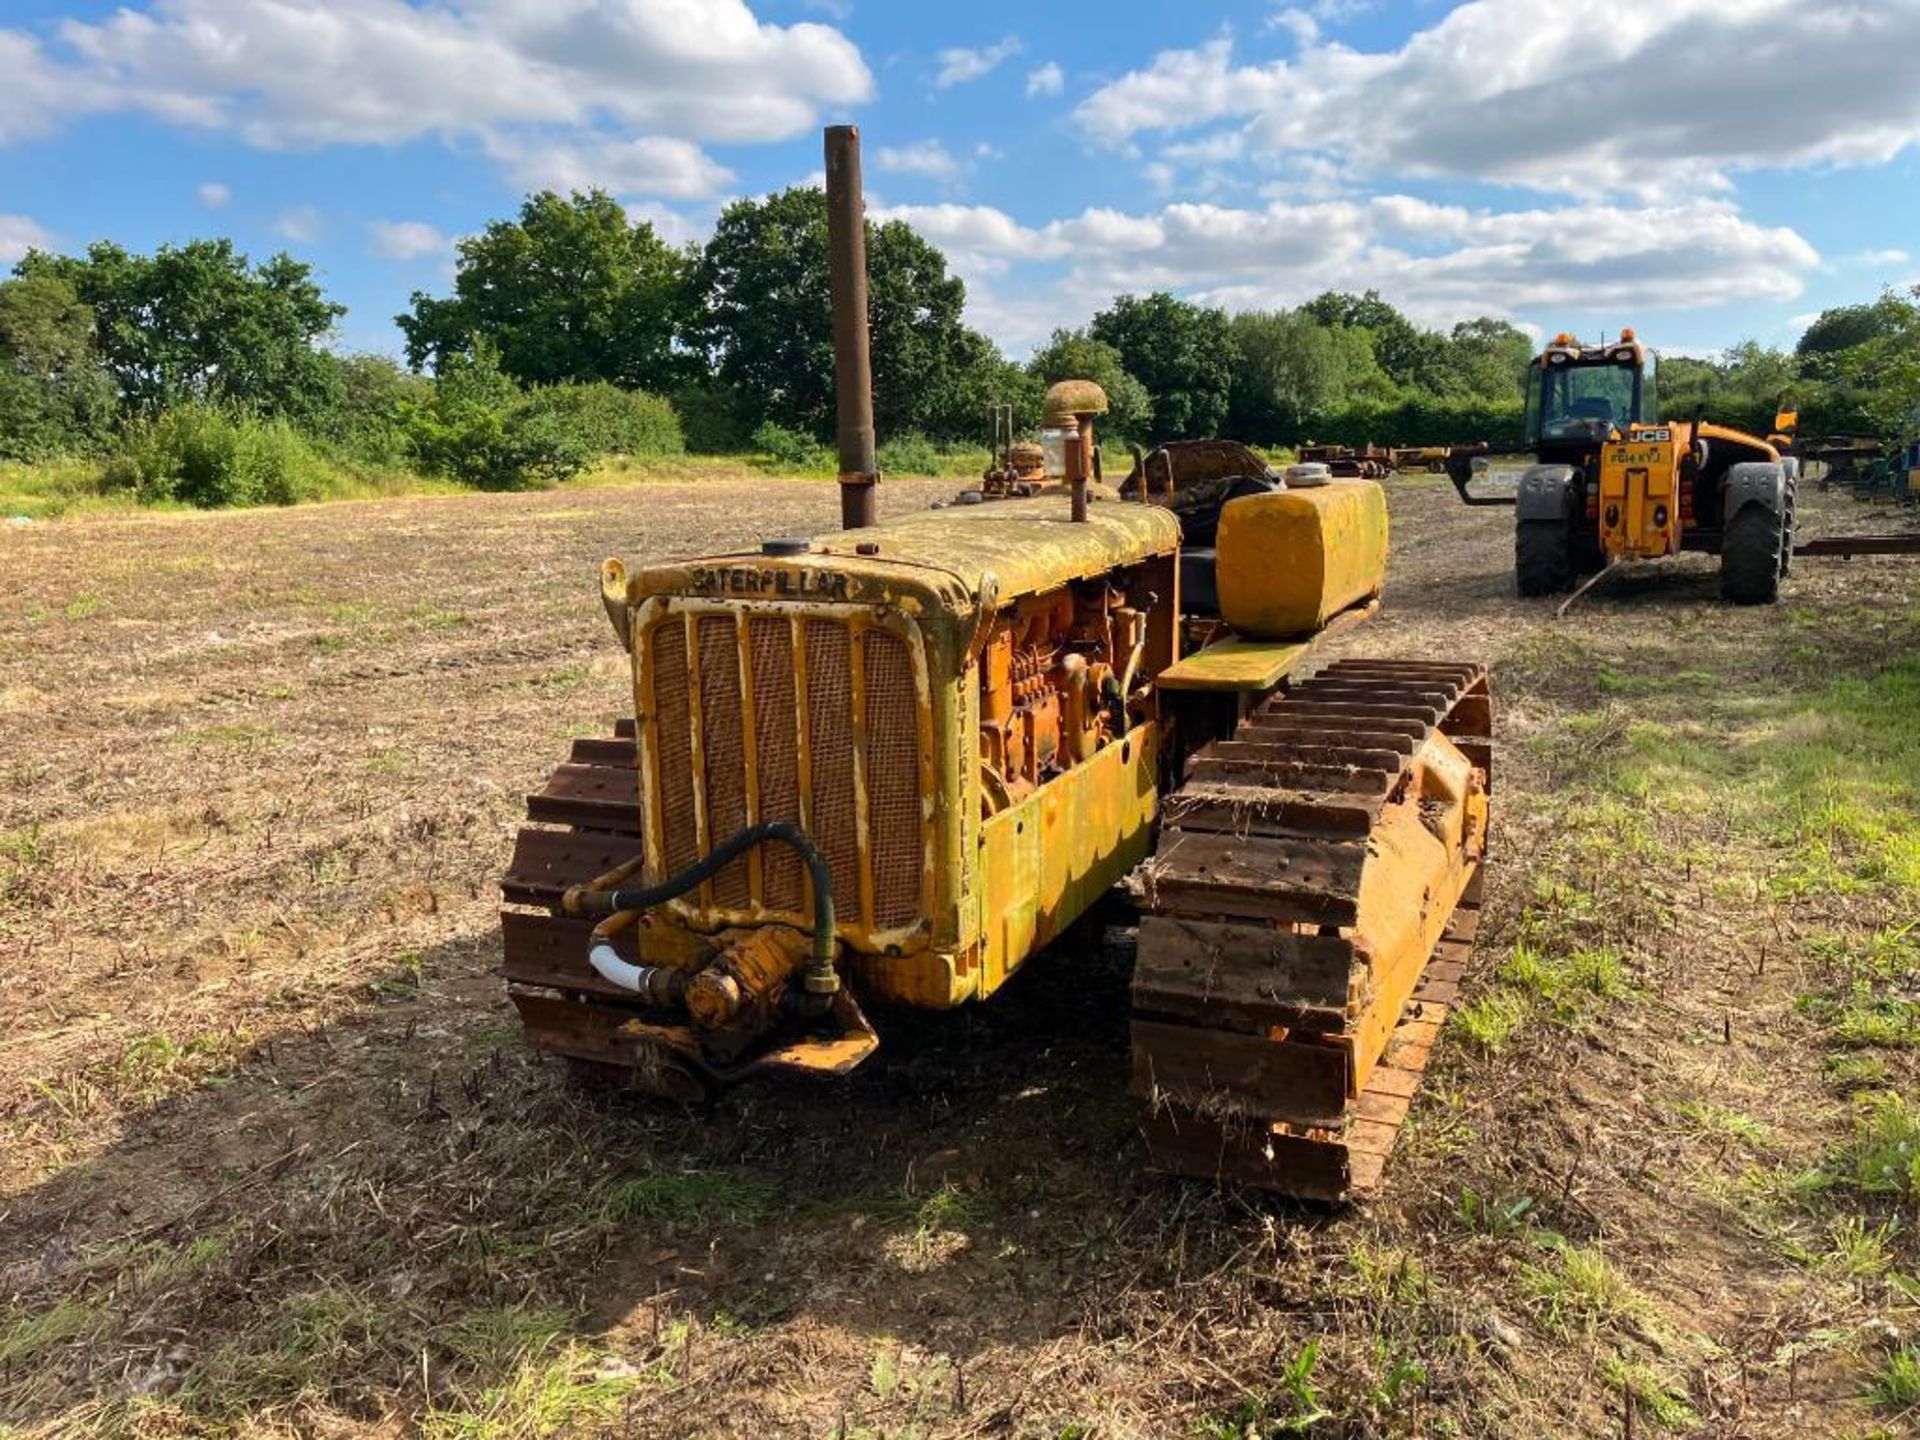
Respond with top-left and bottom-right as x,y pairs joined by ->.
1089,292 -> 1233,443
0,273 -> 117,458
1829,287 -> 1920,441
312,353 -> 431,466
1027,329 -> 1151,439
1795,292 -> 1918,363
1797,288 -> 1920,437
398,191 -> 691,392
403,341 -> 590,490
1444,318 -> 1533,403
16,240 -> 343,419
1300,289 -> 1437,392
1654,342 -> 1802,436
1224,309 -> 1401,441
693,186 -> 1007,441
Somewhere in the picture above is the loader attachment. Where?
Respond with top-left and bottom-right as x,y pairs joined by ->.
1444,448 -> 1516,507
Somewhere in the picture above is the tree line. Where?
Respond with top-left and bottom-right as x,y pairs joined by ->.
3,184 -> 1917,506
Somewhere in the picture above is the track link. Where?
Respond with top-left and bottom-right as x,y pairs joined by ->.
498,719 -> 715,1096
1132,658 -> 1493,1202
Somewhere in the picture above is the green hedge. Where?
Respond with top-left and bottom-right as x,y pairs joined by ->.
520,382 -> 684,457
1298,400 -> 1528,451
101,406 -> 331,507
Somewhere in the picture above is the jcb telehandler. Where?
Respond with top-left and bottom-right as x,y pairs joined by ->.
498,127 -> 1493,1203
1449,331 -> 1800,604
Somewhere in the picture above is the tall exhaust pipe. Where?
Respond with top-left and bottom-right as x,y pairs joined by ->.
824,124 -> 877,530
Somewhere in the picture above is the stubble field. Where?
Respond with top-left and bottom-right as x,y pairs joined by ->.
2,472 -> 1917,1438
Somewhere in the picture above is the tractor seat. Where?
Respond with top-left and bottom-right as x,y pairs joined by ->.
1172,471 -> 1283,617
1181,549 -> 1221,617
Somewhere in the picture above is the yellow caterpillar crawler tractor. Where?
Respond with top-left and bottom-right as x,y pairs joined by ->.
499,127 -> 1492,1203
1449,331 -> 1800,605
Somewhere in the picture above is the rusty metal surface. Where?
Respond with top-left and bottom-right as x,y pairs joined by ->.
632,601 -> 932,952
1132,658 -> 1493,1203
499,719 -> 883,1090
1793,533 -> 1920,557
825,124 -> 877,529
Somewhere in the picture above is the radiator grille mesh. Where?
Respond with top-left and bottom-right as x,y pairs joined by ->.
697,615 -> 750,909
749,616 -> 804,913
650,622 -> 697,876
646,606 -> 926,936
863,630 -> 924,929
804,620 -> 862,922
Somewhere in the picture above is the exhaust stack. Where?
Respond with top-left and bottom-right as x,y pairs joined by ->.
824,124 -> 877,530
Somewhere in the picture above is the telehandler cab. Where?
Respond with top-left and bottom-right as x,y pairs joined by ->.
1449,331 -> 1800,604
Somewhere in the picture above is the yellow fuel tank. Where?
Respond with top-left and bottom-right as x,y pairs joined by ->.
1215,480 -> 1388,639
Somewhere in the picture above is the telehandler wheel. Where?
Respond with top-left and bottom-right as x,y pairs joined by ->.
1779,465 -> 1799,579
1516,515 -> 1576,595
1571,525 -> 1608,577
1721,502 -> 1786,604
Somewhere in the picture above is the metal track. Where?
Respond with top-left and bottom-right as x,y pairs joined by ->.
497,719 -> 689,1086
1131,658 -> 1492,1202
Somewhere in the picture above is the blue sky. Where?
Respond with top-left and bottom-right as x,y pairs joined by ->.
3,0 -> 1918,364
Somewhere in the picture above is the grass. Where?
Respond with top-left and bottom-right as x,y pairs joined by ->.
0,449 -> 983,522
1346,1240 -> 1431,1306
1,452 -> 447,519
423,1341 -> 641,1439
1514,1241 -> 1645,1336
1452,939 -> 1631,1054
0,1299 -> 97,1367
587,1170 -> 777,1226
1874,1345 -> 1920,1411
1601,1355 -> 1699,1431
1810,1215 -> 1904,1281
1828,1092 -> 1920,1196
1670,1100 -> 1773,1150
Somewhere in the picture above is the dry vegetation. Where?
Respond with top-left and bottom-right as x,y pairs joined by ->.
2,472 -> 1917,1438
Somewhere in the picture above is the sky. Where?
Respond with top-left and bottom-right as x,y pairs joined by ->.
2,0 -> 1919,365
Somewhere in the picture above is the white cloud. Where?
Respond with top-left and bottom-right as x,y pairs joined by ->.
0,214 -> 51,263
196,180 -> 230,209
622,200 -> 711,250
486,133 -> 735,199
367,219 -> 448,261
0,31 -> 107,145
874,140 -> 966,184
1846,248 -> 1911,268
272,205 -> 322,244
1025,61 -> 1064,98
1078,2 -> 1920,197
3,1 -> 869,195
878,192 -> 1820,355
935,35 -> 1021,89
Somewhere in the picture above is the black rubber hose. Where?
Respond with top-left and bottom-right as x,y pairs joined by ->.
587,822 -> 839,1007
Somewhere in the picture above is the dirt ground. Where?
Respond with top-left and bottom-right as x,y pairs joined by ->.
3,474 -> 1917,1438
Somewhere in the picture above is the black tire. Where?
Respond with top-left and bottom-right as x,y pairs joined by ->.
1721,504 -> 1785,604
1571,522 -> 1608,576
1517,516 -> 1575,595
1779,465 -> 1799,578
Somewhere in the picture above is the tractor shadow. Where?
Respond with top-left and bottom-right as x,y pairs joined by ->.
0,899 -> 1323,1431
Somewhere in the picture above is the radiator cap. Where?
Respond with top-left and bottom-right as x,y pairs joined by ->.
761,537 -> 810,556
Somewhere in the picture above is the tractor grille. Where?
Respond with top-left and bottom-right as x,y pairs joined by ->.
643,606 -> 928,937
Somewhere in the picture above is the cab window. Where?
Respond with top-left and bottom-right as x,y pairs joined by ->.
1532,361 -> 1643,442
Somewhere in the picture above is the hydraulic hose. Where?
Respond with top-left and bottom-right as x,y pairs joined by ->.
563,821 -> 840,1013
